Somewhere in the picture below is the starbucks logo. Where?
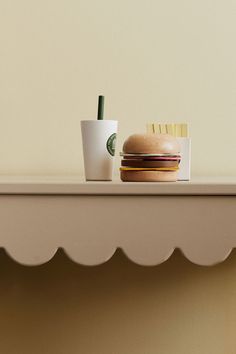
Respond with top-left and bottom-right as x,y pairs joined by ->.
106,133 -> 117,156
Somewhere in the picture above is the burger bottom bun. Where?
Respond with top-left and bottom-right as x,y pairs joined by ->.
120,170 -> 178,182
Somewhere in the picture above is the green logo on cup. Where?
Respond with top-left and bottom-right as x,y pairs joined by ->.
106,133 -> 117,156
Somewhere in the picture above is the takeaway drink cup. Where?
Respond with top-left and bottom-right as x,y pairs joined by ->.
81,120 -> 118,181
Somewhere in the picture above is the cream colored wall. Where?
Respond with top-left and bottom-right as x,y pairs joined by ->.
0,2 -> 236,354
0,0 -> 236,176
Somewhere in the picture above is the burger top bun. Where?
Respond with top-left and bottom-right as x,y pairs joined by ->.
123,133 -> 180,154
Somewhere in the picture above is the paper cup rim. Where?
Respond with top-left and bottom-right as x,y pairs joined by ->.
81,120 -> 117,123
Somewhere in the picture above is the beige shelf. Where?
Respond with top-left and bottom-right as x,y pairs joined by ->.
0,175 -> 236,266
0,175 -> 235,195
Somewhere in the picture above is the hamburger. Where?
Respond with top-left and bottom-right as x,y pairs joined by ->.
120,133 -> 181,182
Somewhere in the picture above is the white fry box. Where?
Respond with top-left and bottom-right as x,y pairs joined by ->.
177,137 -> 191,181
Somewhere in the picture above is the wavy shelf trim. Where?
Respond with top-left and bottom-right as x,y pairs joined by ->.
0,176 -> 236,267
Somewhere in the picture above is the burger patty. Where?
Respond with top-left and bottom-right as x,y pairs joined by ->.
121,159 -> 179,168
123,155 -> 180,161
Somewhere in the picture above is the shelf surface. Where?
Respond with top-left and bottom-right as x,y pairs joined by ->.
0,175 -> 235,195
0,175 -> 236,267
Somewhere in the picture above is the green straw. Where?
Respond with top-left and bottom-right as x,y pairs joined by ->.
97,95 -> 104,120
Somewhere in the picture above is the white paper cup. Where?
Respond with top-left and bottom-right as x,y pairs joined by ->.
81,120 -> 118,181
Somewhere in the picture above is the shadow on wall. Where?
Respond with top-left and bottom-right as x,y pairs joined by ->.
0,248 -> 235,354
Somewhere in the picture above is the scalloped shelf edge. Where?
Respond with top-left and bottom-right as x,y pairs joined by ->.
0,247 -> 234,267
